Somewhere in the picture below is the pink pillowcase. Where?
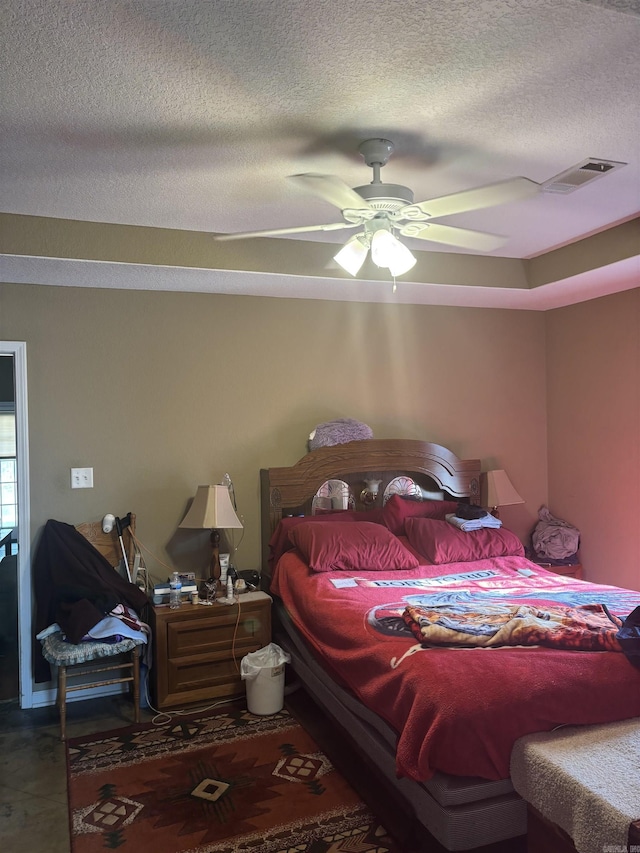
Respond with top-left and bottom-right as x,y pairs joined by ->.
405,517 -> 525,564
289,521 -> 420,572
382,494 -> 459,536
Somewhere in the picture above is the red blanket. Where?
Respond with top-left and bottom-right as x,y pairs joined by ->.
271,552 -> 640,782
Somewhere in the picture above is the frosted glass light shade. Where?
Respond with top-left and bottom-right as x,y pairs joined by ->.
370,229 -> 416,276
334,235 -> 368,276
179,485 -> 243,530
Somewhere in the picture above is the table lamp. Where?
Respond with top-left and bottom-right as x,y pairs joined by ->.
482,469 -> 524,518
179,485 -> 243,583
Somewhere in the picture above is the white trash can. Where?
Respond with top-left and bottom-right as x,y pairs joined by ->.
241,643 -> 291,715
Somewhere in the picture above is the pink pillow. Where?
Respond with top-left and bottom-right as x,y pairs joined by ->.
289,521 -> 420,572
405,517 -> 525,564
268,511 -> 385,572
382,494 -> 459,536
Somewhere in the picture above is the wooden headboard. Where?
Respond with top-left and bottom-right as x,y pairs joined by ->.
260,439 -> 480,578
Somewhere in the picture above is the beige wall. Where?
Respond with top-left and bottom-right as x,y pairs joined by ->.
546,288 -> 640,590
1,282 -> 547,585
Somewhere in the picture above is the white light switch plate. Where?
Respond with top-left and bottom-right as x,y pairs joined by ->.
71,467 -> 93,489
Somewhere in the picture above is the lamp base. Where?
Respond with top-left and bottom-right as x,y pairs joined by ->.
210,529 -> 221,581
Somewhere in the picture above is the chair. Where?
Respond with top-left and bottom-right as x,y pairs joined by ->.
39,514 -> 145,740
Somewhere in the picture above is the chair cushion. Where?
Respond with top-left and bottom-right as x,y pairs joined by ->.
40,631 -> 143,667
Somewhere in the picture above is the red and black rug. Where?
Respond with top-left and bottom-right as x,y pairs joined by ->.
66,705 -> 399,852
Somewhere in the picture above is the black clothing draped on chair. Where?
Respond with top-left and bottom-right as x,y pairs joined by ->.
33,519 -> 148,682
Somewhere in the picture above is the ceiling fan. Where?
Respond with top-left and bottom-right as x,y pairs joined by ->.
215,138 -> 540,277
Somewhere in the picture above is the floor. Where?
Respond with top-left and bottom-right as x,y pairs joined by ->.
0,693 -> 154,853
0,689 -> 527,853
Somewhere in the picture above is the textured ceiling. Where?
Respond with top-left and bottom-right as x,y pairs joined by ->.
1,0 -> 639,307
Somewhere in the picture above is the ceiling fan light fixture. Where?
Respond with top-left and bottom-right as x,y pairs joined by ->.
370,228 -> 416,277
334,234 -> 369,276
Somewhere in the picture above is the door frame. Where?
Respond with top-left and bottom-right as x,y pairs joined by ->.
1,342 -> 32,708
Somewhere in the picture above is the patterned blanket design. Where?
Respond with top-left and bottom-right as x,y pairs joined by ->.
403,601 -> 623,650
367,579 -> 639,642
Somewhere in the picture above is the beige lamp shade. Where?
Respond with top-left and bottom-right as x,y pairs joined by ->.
179,485 -> 243,530
483,470 -> 525,510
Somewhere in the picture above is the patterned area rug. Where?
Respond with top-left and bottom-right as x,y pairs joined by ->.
66,705 -> 399,852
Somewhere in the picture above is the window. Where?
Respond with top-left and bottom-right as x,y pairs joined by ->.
0,406 -> 17,551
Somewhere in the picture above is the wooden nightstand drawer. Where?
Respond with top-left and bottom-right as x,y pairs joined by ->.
535,562 -> 583,580
150,592 -> 272,710
166,651 -> 250,706
166,609 -> 267,658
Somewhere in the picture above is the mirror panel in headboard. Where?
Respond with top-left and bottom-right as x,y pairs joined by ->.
260,438 -> 481,579
311,479 -> 355,514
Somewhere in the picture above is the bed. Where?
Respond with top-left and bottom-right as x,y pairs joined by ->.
259,439 -> 640,851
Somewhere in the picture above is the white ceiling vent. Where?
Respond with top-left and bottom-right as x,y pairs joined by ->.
542,158 -> 627,194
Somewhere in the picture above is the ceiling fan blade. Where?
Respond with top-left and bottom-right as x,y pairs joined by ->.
215,222 -> 358,241
399,221 -> 507,252
288,173 -> 373,211
407,177 -> 540,219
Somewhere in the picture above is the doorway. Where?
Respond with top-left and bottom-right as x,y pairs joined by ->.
0,343 -> 31,708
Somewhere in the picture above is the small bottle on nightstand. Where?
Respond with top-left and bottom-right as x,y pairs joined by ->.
169,572 -> 182,609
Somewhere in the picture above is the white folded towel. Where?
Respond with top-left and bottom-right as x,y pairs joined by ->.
446,513 -> 502,531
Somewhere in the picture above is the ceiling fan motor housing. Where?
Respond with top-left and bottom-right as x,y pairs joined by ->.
358,138 -> 395,167
353,182 -> 414,211
354,138 -> 415,211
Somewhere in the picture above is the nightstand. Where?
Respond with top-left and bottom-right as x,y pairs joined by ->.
535,562 -> 583,580
149,591 -> 271,710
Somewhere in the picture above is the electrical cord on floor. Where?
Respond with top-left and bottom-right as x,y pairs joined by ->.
142,677 -> 245,727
